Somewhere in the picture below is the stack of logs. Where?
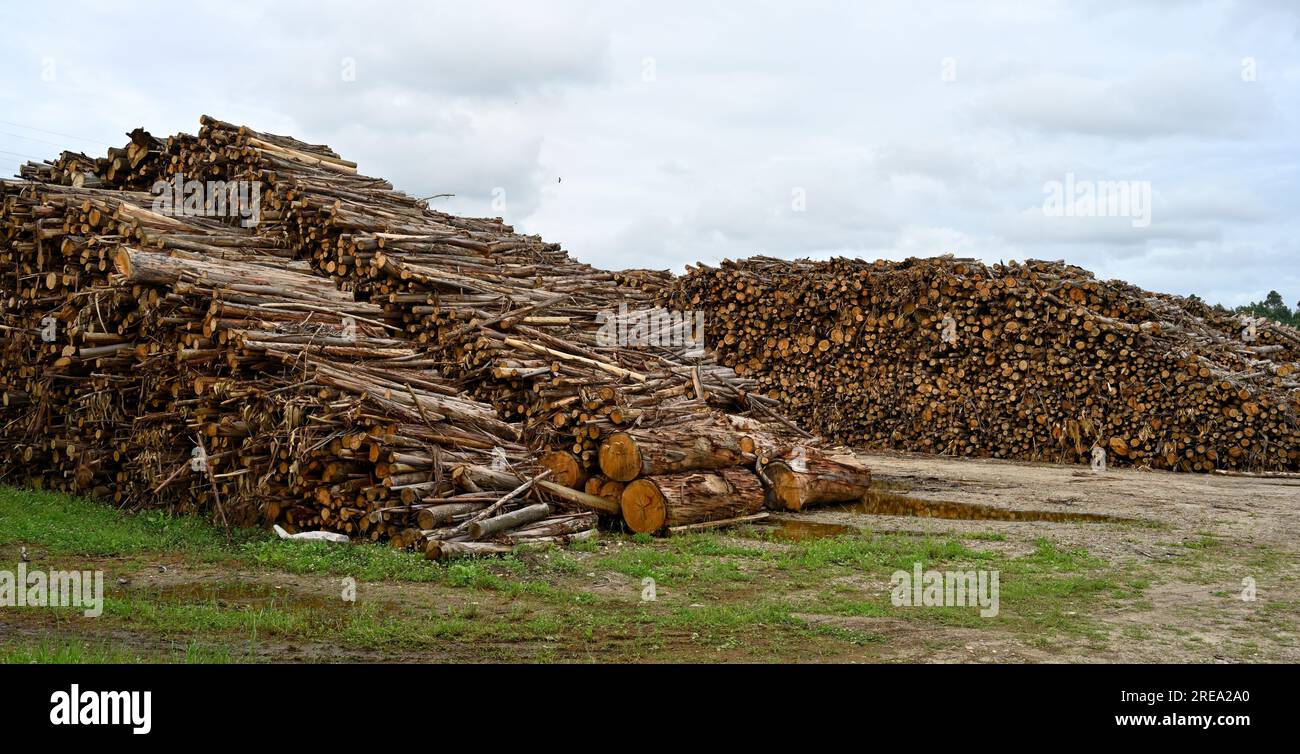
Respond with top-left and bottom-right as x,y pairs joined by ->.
596,415 -> 872,533
2,116 -> 866,557
667,256 -> 1300,473
19,128 -> 168,191
160,117 -> 871,524
0,177 -> 595,555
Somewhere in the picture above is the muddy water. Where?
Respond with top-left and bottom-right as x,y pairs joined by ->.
765,485 -> 1133,540
768,519 -> 857,540
144,581 -> 343,611
847,489 -> 1132,523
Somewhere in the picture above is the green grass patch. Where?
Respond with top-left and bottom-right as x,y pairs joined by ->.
781,532 -> 994,572
0,639 -> 234,664
238,539 -> 445,582
0,485 -> 262,557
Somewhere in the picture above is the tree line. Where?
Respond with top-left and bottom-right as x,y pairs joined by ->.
1190,291 -> 1300,328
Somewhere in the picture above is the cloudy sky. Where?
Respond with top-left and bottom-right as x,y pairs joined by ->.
2,1 -> 1296,307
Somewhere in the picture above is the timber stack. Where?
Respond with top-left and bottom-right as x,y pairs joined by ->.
2,115 -> 838,555
162,117 -> 849,527
667,255 -> 1300,473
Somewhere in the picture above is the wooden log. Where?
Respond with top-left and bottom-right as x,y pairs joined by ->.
539,449 -> 587,489
456,464 -> 620,514
598,425 -> 752,482
761,451 -> 873,512
668,511 -> 769,535
468,502 -> 552,539
426,540 -> 513,559
416,502 -> 486,529
620,467 -> 765,535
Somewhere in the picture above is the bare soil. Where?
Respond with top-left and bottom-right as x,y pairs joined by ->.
3,451 -> 1295,663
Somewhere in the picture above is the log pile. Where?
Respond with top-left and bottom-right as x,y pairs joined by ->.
667,255 -> 1300,473
2,115 -> 832,554
158,116 -> 835,520
18,129 -> 169,191
0,178 -> 597,553
168,117 -> 777,467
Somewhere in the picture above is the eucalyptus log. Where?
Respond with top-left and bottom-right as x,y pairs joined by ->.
599,424 -> 753,482
761,451 -> 873,511
620,467 -> 765,535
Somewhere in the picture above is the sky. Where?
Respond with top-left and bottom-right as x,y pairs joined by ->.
2,0 -> 1297,307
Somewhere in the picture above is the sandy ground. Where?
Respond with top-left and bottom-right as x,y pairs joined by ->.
809,451 -> 1300,662
2,451 -> 1295,663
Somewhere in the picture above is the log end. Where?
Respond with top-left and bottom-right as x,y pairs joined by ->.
621,478 -> 667,534
110,247 -> 132,278
764,462 -> 805,511
599,432 -> 641,483
540,449 -> 587,489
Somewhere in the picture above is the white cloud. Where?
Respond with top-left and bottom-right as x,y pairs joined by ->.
0,0 -> 1296,306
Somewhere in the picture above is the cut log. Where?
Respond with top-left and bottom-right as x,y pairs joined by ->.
468,502 -> 552,539
762,451 -> 872,511
598,425 -> 752,482
620,467 -> 764,535
539,449 -> 587,489
416,502 -> 487,530
426,540 -> 513,560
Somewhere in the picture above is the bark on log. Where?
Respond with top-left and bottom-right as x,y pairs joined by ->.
762,451 -> 872,511
599,425 -> 752,482
620,467 -> 764,535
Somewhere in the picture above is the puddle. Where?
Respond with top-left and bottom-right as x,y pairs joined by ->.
141,581 -> 343,611
767,519 -> 857,541
844,489 -> 1131,523
762,486 -> 1134,540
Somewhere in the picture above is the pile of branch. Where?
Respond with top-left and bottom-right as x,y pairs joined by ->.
0,179 -> 603,554
3,115 -> 827,554
667,256 -> 1300,473
157,116 -> 832,526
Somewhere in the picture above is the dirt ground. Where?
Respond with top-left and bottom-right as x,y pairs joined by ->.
2,451 -> 1296,663
822,451 -> 1300,662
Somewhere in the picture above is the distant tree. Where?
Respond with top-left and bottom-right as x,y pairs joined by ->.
1235,291 -> 1299,327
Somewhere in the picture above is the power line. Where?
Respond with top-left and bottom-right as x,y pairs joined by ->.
0,129 -> 73,149
0,148 -> 45,162
0,119 -> 112,147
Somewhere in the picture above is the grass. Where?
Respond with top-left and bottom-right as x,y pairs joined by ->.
0,485 -> 452,582
0,639 -> 235,664
0,486 -> 254,557
238,539 -> 445,582
0,482 -> 1260,663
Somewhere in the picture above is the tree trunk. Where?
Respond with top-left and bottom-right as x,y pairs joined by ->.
620,467 -> 764,534
598,424 -> 752,482
762,452 -> 872,511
